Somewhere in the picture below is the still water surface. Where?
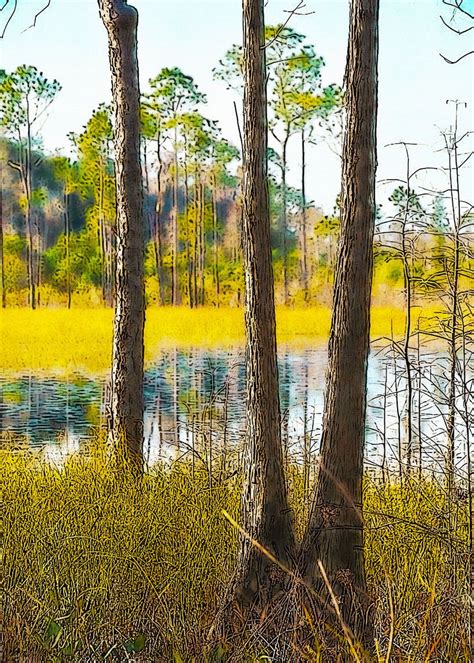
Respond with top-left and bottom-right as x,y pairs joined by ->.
0,345 -> 467,475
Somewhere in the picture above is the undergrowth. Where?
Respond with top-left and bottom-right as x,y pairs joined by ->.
1,446 -> 470,661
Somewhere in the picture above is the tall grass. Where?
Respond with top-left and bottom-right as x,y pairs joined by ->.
0,305 -> 436,373
2,446 -> 470,661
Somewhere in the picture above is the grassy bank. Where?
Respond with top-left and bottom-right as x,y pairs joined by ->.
0,305 -> 435,373
2,447 -> 470,661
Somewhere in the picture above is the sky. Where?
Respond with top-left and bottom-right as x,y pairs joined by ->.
1,0 -> 473,214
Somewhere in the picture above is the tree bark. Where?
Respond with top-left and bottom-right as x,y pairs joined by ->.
212,174 -> 220,307
98,0 -> 145,462
218,0 -> 295,625
172,124 -> 180,305
0,160 -> 5,308
446,110 -> 461,495
153,131 -> 165,306
299,0 -> 379,643
300,128 -> 309,303
281,132 -> 289,305
26,105 -> 36,310
64,189 -> 71,309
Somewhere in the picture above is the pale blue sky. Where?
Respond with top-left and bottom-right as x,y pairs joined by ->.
1,0 -> 473,213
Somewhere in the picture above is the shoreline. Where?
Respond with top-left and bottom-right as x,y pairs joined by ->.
0,304 -> 453,374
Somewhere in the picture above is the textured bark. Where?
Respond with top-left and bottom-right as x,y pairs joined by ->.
98,0 -> 145,461
300,0 -> 379,642
0,159 -> 5,308
224,0 -> 295,619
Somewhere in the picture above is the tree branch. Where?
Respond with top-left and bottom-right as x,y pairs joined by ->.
22,0 -> 51,33
442,0 -> 474,20
440,14 -> 474,33
440,49 -> 474,64
261,0 -> 314,50
0,0 -> 17,38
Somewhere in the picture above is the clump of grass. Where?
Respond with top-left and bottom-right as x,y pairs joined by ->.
364,477 -> 471,661
2,447 -> 239,661
2,448 -> 470,661
0,305 -> 439,374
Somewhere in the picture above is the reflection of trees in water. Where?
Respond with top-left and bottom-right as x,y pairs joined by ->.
0,346 -> 471,482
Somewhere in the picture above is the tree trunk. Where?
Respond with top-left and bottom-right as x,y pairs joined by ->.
193,172 -> 199,308
172,124 -> 180,305
299,0 -> 379,643
0,161 -> 5,308
153,131 -> 165,306
26,108 -> 36,310
400,156 -> 414,475
184,137 -> 193,308
446,110 -> 461,495
199,179 -> 206,305
301,128 -> 309,303
218,0 -> 295,625
98,0 -> 145,462
281,133 -> 289,304
64,189 -> 71,309
212,174 -> 220,307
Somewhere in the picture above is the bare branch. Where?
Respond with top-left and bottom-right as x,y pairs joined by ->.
440,50 -> 474,64
261,0 -> 314,50
0,0 -> 17,38
22,0 -> 51,33
442,0 -> 474,20
232,100 -> 243,156
440,14 -> 474,34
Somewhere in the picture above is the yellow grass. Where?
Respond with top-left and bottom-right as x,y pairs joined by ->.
0,305 -> 437,374
2,447 -> 470,661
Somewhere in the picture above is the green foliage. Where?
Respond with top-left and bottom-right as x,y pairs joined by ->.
42,230 -> 102,291
0,65 -> 61,134
1,57 -> 463,309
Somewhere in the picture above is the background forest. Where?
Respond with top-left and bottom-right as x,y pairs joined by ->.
1,32 -> 471,310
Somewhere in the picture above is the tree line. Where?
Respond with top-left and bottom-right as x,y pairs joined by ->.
0,29 -> 343,310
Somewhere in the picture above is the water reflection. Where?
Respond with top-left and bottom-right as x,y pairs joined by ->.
0,345 -> 469,477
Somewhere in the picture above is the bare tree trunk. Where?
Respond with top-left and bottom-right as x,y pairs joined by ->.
281,132 -> 289,305
212,174 -> 220,307
26,108 -> 36,310
0,161 -> 5,308
172,124 -> 180,305
300,0 -> 379,643
98,0 -> 145,462
193,171 -> 199,307
400,152 -> 414,474
64,189 -> 71,309
213,0 -> 295,629
184,137 -> 193,308
445,107 -> 462,494
301,128 -> 309,303
153,132 -> 165,306
199,179 -> 206,305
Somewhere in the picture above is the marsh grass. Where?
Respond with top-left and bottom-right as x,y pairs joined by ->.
2,446 -> 470,661
0,305 -> 434,373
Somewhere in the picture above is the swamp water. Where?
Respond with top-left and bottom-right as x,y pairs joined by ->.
0,345 -> 469,477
